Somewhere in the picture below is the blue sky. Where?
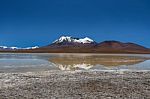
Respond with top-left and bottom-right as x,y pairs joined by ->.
0,0 -> 150,47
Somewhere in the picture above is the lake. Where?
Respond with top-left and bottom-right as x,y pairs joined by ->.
0,53 -> 150,72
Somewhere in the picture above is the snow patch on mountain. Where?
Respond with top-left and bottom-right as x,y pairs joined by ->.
0,46 -> 8,49
53,36 -> 95,44
21,46 -> 39,49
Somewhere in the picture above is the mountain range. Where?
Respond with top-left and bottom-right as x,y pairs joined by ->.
0,36 -> 150,54
0,46 -> 39,50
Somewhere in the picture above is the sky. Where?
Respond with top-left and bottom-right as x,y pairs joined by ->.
0,0 -> 150,47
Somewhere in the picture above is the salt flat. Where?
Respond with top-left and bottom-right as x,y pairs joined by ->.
0,70 -> 150,99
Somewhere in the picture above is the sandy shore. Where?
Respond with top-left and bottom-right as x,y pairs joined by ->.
0,70 -> 150,99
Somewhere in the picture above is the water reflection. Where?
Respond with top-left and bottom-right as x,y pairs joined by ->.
0,53 -> 150,72
49,55 -> 150,70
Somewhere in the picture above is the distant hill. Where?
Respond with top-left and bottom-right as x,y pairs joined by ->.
0,36 -> 150,54
94,41 -> 150,53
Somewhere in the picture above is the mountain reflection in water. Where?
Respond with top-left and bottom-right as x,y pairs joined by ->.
49,55 -> 149,70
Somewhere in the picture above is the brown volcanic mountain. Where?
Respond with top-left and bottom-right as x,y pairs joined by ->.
93,41 -> 150,53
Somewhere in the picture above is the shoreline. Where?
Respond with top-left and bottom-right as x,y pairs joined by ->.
0,52 -> 150,57
0,70 -> 150,98
1,52 -> 150,55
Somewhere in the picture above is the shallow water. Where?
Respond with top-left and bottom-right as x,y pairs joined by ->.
0,53 -> 150,72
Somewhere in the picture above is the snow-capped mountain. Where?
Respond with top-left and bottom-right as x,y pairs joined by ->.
53,36 -> 95,44
0,46 -> 39,50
